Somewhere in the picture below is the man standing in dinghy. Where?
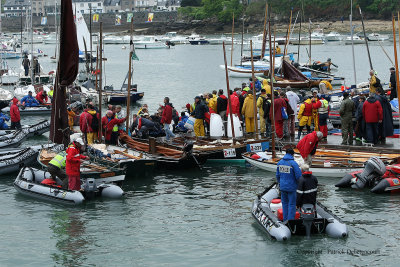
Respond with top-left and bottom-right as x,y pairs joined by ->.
276,149 -> 302,222
66,138 -> 88,191
10,98 -> 21,130
297,131 -> 323,166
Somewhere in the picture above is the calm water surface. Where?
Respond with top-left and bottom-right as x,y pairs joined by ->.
1,37 -> 400,266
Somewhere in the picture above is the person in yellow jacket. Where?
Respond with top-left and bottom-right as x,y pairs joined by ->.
67,107 -> 76,131
369,70 -> 380,95
262,79 -> 271,95
242,91 -> 256,133
297,97 -> 313,139
276,45 -> 282,54
208,93 -> 218,113
311,90 -> 319,132
47,151 -> 68,188
256,89 -> 267,134
318,80 -> 332,94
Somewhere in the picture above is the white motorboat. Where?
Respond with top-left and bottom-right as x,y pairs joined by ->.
367,33 -> 390,41
13,84 -> 51,99
0,69 -> 19,85
344,35 -> 365,45
324,32 -> 343,42
290,36 -> 325,45
160,32 -> 188,44
134,36 -> 169,49
0,88 -> 13,101
187,33 -> 209,45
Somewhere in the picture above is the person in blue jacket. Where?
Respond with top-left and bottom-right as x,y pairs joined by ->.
20,91 -> 39,107
176,112 -> 189,132
276,148 -> 302,221
0,112 -> 10,130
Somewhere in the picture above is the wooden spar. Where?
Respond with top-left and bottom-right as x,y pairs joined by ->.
308,19 -> 311,65
230,12 -> 234,67
99,22 -> 103,143
261,3 -> 268,58
240,16 -> 244,66
126,20 -> 134,133
250,40 -> 258,139
297,12 -> 301,63
268,9 -> 276,159
393,15 -> 400,111
95,46 -> 99,90
358,6 -> 373,70
272,26 -> 276,77
89,5 -> 92,71
223,42 -> 236,140
284,9 -> 293,56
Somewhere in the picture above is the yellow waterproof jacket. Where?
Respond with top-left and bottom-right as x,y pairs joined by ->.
320,80 -> 332,90
242,94 -> 256,118
262,80 -> 271,94
67,110 -> 76,129
369,75 -> 378,94
256,94 -> 267,117
298,99 -> 313,120
208,95 -> 218,112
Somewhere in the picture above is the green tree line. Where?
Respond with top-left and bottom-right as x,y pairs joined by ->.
179,0 -> 400,23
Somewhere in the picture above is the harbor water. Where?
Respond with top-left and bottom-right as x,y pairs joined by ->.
1,38 -> 400,266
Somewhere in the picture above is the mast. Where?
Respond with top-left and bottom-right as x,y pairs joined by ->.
250,40 -> 258,139
125,20 -> 134,133
393,16 -> 400,112
240,16 -> 244,66
268,8 -> 276,158
308,19 -> 311,66
261,3 -> 268,58
54,0 -> 58,59
297,12 -> 301,63
30,2 -> 34,84
230,12 -> 234,66
90,5 -> 93,71
358,6 -> 373,70
284,9 -> 293,56
350,0 -> 357,85
222,42 -> 235,140
98,22 -> 103,142
20,9 -> 23,59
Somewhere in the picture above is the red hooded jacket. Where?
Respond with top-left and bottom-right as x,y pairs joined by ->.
226,93 -> 240,116
66,143 -> 87,176
101,116 -> 126,141
362,96 -> 383,123
161,103 -> 173,124
10,98 -> 20,122
80,109 -> 99,133
297,131 -> 319,159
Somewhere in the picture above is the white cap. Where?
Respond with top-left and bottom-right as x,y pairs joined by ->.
75,138 -> 84,146
316,131 -> 323,139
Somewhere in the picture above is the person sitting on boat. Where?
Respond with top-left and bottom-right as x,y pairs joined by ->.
10,97 -> 21,130
275,45 -> 282,54
48,151 -> 68,189
20,91 -> 39,107
191,96 -> 209,137
102,110 -> 126,145
297,96 -> 313,140
79,104 -> 99,145
296,131 -> 323,166
35,90 -> 48,105
318,80 -> 332,95
296,164 -> 318,209
0,112 -> 10,130
176,112 -> 189,133
137,104 -> 148,117
66,138 -> 88,191
276,148 -> 302,222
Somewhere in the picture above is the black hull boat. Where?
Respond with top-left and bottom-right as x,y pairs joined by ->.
0,120 -> 50,149
252,183 -> 348,241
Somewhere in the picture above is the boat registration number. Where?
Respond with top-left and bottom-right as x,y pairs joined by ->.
223,148 -> 236,158
247,142 -> 269,153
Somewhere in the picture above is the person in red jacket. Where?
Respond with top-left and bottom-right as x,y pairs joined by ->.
297,131 -> 323,165
362,95 -> 383,144
35,90 -> 48,105
79,104 -> 99,145
270,91 -> 288,138
161,97 -> 175,141
101,110 -> 126,145
226,90 -> 240,117
66,138 -> 87,191
10,97 -> 21,130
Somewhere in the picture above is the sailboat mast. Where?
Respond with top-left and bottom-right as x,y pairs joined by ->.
308,19 -> 311,66
250,40 -> 258,139
393,16 -> 400,112
222,42 -> 236,140
240,17 -> 244,66
125,20 -> 134,133
268,8 -> 276,159
358,6 -> 373,70
261,3 -> 268,59
350,0 -> 357,85
98,22 -> 103,141
230,13 -> 234,66
90,5 -> 93,71
54,0 -> 57,59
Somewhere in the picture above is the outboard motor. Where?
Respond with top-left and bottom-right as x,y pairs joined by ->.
83,178 -> 97,200
301,204 -> 316,238
352,157 -> 386,189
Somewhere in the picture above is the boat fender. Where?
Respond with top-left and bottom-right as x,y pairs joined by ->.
352,157 -> 386,189
100,184 -> 124,199
84,178 -> 97,200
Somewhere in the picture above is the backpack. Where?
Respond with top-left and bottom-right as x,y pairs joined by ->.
262,97 -> 271,119
91,113 -> 99,131
281,106 -> 288,120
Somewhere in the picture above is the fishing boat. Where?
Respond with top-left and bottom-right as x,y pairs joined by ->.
119,132 -> 207,169
87,144 -> 157,176
243,146 -> 400,178
14,167 -> 124,205
252,183 -> 348,241
336,157 -> 400,193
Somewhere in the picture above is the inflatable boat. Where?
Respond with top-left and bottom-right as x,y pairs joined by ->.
335,157 -> 400,193
0,120 -> 50,148
2,105 -> 52,116
252,183 -> 348,241
14,167 -> 124,205
0,147 -> 40,175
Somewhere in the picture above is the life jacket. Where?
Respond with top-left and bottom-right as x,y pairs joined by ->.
49,151 -> 67,169
41,178 -> 61,188
302,100 -> 313,116
318,99 -> 329,114
137,117 -> 142,130
48,90 -> 54,98
112,114 -> 118,132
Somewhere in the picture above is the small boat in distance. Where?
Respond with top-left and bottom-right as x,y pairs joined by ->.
188,33 -> 209,45
134,36 -> 170,49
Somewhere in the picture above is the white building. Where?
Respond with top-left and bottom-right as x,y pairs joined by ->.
72,0 -> 103,14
